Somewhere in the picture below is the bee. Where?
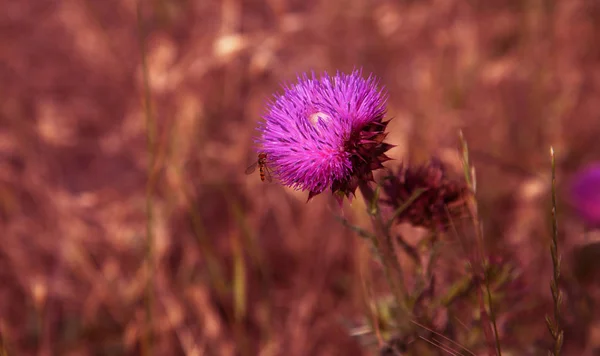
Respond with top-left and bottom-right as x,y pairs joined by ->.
245,152 -> 273,182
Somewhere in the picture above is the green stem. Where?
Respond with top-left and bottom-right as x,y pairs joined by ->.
358,181 -> 409,329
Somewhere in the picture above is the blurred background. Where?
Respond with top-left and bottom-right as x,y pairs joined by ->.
1,0 -> 600,355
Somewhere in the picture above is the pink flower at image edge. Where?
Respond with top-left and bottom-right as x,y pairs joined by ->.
570,163 -> 600,227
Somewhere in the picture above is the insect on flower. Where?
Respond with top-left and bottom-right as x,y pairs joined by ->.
245,152 -> 273,182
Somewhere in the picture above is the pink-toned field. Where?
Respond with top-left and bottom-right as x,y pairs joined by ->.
1,0 -> 600,355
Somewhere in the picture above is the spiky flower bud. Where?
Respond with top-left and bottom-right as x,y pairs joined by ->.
257,70 -> 393,203
381,158 -> 468,230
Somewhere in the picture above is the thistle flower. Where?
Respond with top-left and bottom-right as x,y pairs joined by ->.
381,158 -> 468,230
569,163 -> 600,228
257,70 -> 393,203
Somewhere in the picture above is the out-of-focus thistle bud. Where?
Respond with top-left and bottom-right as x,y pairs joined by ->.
381,158 -> 469,231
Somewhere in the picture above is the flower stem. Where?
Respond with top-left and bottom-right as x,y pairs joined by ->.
358,181 -> 409,328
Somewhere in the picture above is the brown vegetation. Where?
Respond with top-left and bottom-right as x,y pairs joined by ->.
1,0 -> 600,355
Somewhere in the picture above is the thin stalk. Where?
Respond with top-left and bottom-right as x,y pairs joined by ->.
484,263 -> 502,356
137,2 -> 157,354
358,242 -> 384,348
227,189 -> 270,356
0,339 -> 6,356
0,320 -> 9,356
546,146 -> 564,355
459,132 -> 502,356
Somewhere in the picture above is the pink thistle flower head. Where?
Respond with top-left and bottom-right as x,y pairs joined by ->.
570,163 -> 600,228
257,70 -> 394,203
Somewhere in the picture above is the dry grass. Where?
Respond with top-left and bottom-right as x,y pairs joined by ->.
1,0 -> 600,355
